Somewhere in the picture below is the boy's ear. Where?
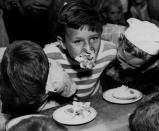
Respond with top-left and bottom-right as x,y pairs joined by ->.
57,36 -> 66,49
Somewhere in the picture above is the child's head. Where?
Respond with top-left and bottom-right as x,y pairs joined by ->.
117,18 -> 159,70
56,1 -> 103,68
101,0 -> 124,25
129,93 -> 159,131
7,115 -> 67,131
0,40 -> 49,117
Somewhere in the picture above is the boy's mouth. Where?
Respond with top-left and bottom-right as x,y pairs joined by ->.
75,50 -> 96,69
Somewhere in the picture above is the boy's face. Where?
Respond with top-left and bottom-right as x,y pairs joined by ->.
117,35 -> 151,69
64,26 -> 101,60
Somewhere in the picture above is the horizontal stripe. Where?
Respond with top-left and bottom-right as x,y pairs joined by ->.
75,77 -> 99,85
97,49 -> 117,59
67,66 -> 105,78
102,41 -> 117,52
76,91 -> 93,98
75,82 -> 95,89
76,81 -> 100,95
96,55 -> 115,64
72,70 -> 102,82
62,64 -> 81,70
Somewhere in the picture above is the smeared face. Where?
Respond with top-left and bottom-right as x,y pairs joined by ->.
117,35 -> 151,69
64,25 -> 101,69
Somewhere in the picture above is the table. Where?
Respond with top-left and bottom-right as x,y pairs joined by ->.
42,94 -> 141,131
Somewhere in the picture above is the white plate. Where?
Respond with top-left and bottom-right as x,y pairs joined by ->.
6,114 -> 45,130
103,88 -> 142,104
53,104 -> 97,125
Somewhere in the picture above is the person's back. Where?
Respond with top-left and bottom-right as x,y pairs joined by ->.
0,40 -> 49,118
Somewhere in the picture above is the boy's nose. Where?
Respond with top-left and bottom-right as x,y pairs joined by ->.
83,42 -> 92,53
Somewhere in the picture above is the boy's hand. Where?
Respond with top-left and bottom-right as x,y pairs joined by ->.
46,59 -> 77,97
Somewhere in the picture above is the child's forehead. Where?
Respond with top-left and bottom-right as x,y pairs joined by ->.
64,27 -> 100,41
65,26 -> 100,36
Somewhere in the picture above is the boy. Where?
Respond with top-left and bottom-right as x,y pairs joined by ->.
44,1 -> 117,99
129,92 -> 159,131
0,40 -> 77,119
104,18 -> 159,94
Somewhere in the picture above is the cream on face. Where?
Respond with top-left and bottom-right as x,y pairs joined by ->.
75,49 -> 96,69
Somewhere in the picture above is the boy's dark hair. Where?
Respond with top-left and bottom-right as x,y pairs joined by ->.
56,1 -> 104,39
129,93 -> 159,131
8,116 -> 67,131
0,40 -> 49,118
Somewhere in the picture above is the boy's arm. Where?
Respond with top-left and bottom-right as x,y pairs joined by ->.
46,59 -> 77,97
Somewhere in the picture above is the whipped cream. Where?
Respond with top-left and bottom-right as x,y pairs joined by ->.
75,50 -> 96,69
65,101 -> 91,118
112,85 -> 138,100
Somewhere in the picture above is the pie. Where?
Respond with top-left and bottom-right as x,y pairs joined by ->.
112,85 -> 139,100
64,101 -> 92,118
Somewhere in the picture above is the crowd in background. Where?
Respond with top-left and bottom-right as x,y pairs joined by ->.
0,0 -> 159,48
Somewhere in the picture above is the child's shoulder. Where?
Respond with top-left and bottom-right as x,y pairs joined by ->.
101,40 -> 117,50
43,42 -> 61,53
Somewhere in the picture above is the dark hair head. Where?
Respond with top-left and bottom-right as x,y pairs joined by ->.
56,1 -> 104,39
129,93 -> 159,131
8,116 -> 67,131
0,40 -> 49,117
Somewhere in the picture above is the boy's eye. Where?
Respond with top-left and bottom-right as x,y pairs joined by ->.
73,40 -> 83,45
90,37 -> 99,42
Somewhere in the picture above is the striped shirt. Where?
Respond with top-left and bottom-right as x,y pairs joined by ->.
44,40 -> 117,99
